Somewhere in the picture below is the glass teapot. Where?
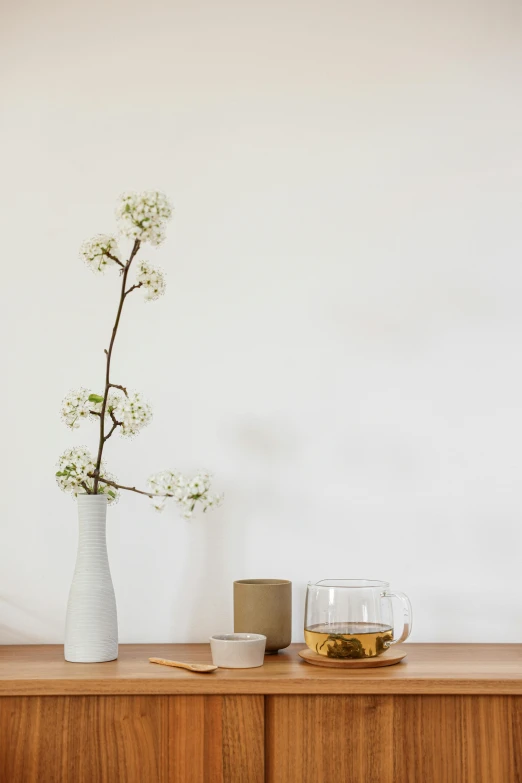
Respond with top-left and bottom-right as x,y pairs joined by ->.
305,579 -> 412,659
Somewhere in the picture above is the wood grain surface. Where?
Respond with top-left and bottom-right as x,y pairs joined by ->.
266,694 -> 522,783
0,694 -> 264,783
0,695 -> 169,783
169,695 -> 264,783
2,643 -> 522,695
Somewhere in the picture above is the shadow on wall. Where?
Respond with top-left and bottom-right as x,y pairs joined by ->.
0,596 -> 53,644
175,416 -> 302,640
176,507 -> 231,641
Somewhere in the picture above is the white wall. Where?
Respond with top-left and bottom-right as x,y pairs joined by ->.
2,0 -> 522,645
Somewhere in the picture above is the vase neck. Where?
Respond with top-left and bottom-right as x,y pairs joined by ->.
77,496 -> 108,539
74,496 -> 110,570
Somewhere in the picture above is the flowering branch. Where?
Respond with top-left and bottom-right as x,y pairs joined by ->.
92,239 -> 140,492
56,190 -> 223,519
90,471 -> 222,517
89,474 -> 156,498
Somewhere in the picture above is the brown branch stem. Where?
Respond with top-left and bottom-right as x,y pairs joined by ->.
109,409 -> 121,426
89,474 -> 173,499
104,423 -> 120,441
125,281 -> 143,297
103,409 -> 122,441
92,239 -> 140,492
109,383 -> 128,396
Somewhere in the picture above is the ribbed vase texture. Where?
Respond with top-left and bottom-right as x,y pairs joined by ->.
64,495 -> 118,662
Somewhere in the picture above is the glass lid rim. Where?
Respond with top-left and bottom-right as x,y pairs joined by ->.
308,579 -> 390,589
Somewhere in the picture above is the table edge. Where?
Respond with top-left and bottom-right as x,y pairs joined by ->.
1,678 -> 522,696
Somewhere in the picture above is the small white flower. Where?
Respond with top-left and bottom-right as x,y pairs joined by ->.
56,446 -> 119,503
203,493 -> 224,512
115,191 -> 173,246
146,469 -> 222,518
113,392 -> 153,436
151,495 -> 167,512
136,261 -> 166,301
60,389 -> 92,429
188,472 -> 211,495
80,235 -> 120,273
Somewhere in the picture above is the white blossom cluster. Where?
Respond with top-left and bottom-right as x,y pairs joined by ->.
60,388 -> 152,437
116,191 -> 172,246
56,447 -> 119,503
147,470 -> 223,518
80,234 -> 120,273
136,261 -> 166,301
113,392 -> 153,436
61,388 -> 92,429
60,389 -> 117,429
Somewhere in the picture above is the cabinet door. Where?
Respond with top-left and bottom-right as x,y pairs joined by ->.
1,695 -> 170,783
266,694 -> 522,783
0,694 -> 264,783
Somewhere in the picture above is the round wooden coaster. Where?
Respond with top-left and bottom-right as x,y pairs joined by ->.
298,646 -> 407,669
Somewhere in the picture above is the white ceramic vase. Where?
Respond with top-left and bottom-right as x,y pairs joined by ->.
64,494 -> 118,663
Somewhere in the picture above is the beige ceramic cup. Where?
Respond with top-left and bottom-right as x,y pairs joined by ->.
209,633 -> 266,668
233,579 -> 292,654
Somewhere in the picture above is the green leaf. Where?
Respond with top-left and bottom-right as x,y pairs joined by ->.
56,471 -> 65,476
88,394 -> 104,404
108,490 -> 116,498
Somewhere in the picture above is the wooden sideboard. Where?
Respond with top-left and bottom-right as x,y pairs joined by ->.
1,643 -> 521,782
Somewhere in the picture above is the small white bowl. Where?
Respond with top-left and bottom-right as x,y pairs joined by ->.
210,633 -> 266,668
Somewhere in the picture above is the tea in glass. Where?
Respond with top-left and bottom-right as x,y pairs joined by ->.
304,621 -> 394,659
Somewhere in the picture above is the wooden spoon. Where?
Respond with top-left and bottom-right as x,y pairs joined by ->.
149,657 -> 217,673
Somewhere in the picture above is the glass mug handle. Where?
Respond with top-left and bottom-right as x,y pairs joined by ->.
383,591 -> 412,645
